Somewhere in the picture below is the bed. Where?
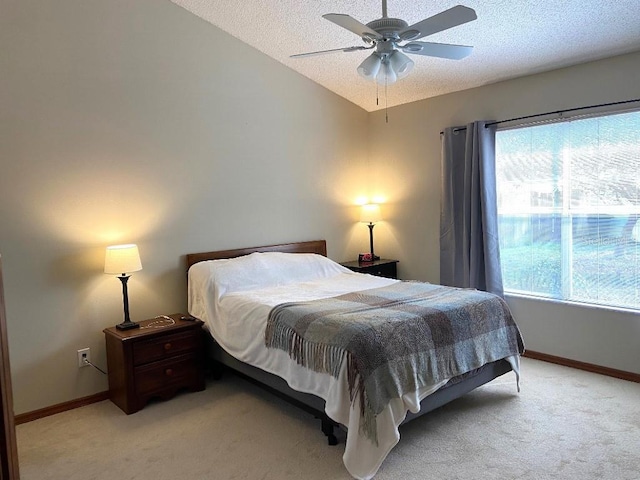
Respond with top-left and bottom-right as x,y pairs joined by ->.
186,240 -> 524,480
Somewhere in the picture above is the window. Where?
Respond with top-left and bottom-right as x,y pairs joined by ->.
495,110 -> 640,310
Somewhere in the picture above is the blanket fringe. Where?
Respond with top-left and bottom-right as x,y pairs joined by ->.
265,317 -> 378,445
266,322 -> 345,378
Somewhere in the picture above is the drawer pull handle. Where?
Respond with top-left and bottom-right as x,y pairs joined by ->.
164,343 -> 172,351
165,368 -> 173,377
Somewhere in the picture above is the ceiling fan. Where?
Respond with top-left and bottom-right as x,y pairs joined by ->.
291,1 -> 477,85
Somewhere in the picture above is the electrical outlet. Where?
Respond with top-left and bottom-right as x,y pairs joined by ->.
77,348 -> 90,368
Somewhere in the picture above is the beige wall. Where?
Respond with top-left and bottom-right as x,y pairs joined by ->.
0,0 -> 371,414
368,51 -> 640,374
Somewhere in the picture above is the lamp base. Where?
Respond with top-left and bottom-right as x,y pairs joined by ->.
116,320 -> 139,331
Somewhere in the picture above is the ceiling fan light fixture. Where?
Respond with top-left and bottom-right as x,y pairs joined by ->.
389,50 -> 414,78
357,53 -> 382,80
375,60 -> 398,85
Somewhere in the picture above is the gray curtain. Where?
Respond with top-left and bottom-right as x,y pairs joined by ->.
440,121 -> 504,296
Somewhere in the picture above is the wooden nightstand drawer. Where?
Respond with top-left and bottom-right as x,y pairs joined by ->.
132,331 -> 198,366
366,263 -> 396,278
135,353 -> 199,396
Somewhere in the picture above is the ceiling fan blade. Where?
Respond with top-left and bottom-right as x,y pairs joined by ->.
401,41 -> 473,60
290,46 -> 370,58
399,5 -> 477,41
323,13 -> 382,40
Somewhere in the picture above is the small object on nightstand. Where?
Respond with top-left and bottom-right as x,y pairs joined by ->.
103,313 -> 205,414
358,253 -> 373,263
341,259 -> 399,279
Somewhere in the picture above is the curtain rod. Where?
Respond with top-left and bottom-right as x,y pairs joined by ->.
440,97 -> 640,134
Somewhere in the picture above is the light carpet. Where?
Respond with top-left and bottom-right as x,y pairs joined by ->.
16,358 -> 640,479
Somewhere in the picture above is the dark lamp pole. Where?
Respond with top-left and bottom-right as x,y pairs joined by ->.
367,223 -> 380,260
360,204 -> 382,261
116,274 -> 138,330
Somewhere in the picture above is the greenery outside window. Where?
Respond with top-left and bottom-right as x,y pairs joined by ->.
495,110 -> 640,311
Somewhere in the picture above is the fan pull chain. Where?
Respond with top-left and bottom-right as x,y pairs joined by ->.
385,77 -> 389,123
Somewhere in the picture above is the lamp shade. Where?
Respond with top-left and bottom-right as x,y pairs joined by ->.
360,204 -> 382,224
104,244 -> 142,276
375,60 -> 398,85
388,50 -> 414,79
357,53 -> 382,81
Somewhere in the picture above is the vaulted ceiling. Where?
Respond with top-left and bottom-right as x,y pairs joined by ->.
170,1 -> 640,112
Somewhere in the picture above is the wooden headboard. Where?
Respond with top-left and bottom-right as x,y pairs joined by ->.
186,240 -> 327,270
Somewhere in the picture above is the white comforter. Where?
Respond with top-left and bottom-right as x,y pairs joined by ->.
188,252 -> 518,479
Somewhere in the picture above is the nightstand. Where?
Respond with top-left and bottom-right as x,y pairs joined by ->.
103,313 -> 205,414
341,259 -> 399,279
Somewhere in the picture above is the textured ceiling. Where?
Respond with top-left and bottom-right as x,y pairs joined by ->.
169,0 -> 640,112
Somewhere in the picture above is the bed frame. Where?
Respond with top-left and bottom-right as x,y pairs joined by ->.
186,240 -> 513,445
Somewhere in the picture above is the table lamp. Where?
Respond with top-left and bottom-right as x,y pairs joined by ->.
105,244 -> 142,330
360,204 -> 381,261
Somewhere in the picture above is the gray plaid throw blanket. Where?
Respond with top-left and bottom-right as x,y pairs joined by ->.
265,282 -> 524,443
